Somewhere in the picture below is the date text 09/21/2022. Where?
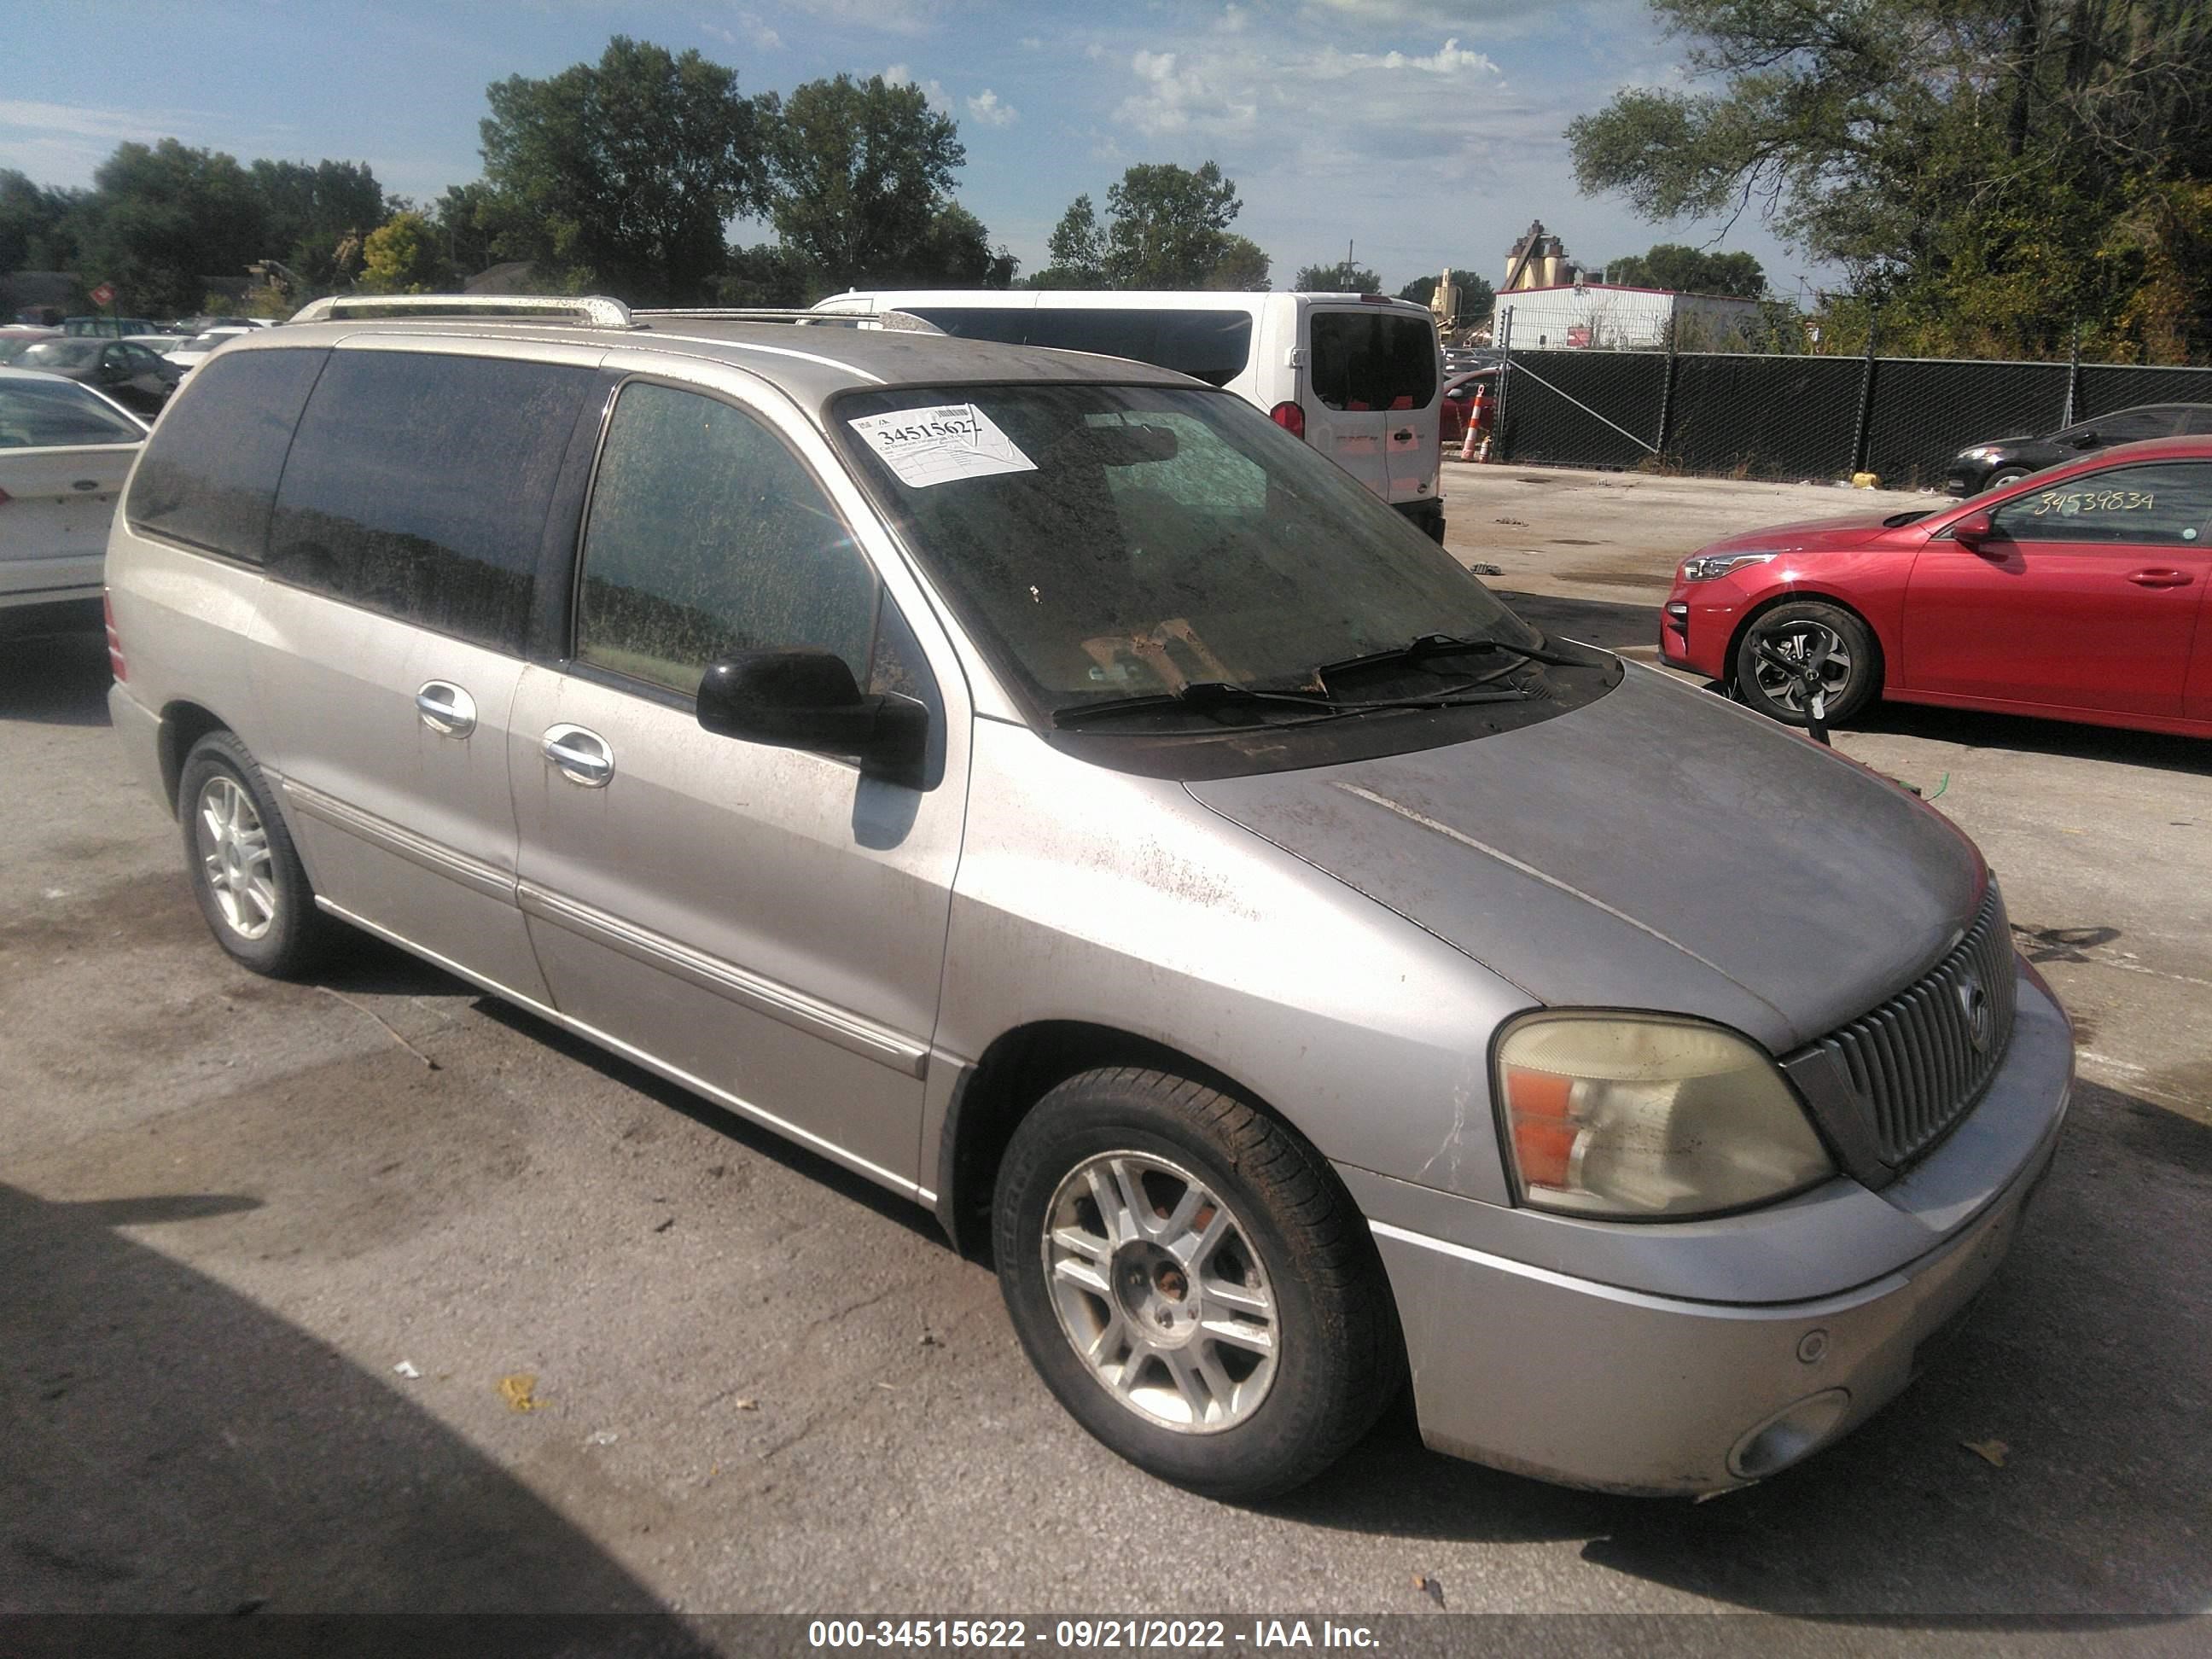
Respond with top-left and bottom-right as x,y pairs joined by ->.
806,1618 -> 1382,1650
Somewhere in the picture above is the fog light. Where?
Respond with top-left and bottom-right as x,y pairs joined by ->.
1727,1388 -> 1851,1481
1664,602 -> 1689,634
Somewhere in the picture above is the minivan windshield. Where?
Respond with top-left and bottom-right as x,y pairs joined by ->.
834,382 -> 1538,721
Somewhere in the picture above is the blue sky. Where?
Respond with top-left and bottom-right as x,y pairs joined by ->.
3,0 -> 1826,297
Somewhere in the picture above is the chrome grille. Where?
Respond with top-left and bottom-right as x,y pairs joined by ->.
1814,888 -> 2017,1168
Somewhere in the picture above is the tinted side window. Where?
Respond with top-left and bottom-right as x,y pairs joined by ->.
2082,409 -> 2180,444
2185,408 -> 2212,436
575,381 -> 880,696
126,346 -> 328,562
912,306 -> 1254,388
1309,312 -> 1437,411
1990,462 -> 2212,544
268,351 -> 594,652
0,379 -> 143,446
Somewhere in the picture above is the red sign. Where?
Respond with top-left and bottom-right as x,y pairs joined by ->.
89,282 -> 116,306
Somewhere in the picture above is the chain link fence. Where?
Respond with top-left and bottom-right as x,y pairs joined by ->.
1493,344 -> 2212,486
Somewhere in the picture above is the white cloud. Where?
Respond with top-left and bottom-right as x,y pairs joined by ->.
882,64 -> 950,111
966,90 -> 1019,127
1220,4 -> 1249,31
1310,38 -> 1499,77
1021,36 -> 1043,50
0,100 -> 205,145
1115,49 -> 1259,137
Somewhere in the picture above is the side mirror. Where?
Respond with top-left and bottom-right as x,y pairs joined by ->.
1952,509 -> 1995,550
696,649 -> 928,788
2071,430 -> 2099,449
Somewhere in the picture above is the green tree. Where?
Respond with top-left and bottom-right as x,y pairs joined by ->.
767,73 -> 967,286
359,211 -> 441,294
1033,193 -> 1107,287
251,159 -> 385,287
911,202 -> 1018,288
74,140 -> 268,315
1399,268 -> 1495,322
1569,1 -> 2212,361
1203,235 -> 1271,290
430,183 -> 497,281
480,35 -> 769,303
1103,161 -> 1241,288
718,242 -> 817,306
0,171 -> 77,273
1294,260 -> 1381,294
1604,243 -> 1765,297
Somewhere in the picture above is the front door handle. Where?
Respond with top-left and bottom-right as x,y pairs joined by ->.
415,680 -> 478,737
543,724 -> 614,788
2126,569 -> 2193,588
71,480 -> 100,492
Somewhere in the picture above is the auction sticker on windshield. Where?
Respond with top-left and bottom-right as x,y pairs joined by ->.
848,403 -> 1037,487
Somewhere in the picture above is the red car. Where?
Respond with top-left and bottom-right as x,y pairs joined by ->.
1660,435 -> 2212,738
1439,368 -> 1496,447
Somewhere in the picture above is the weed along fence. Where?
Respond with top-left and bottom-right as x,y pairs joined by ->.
1493,346 -> 2212,487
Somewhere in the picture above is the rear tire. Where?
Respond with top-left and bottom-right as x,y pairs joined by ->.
1733,601 -> 1880,727
178,731 -> 336,978
993,1067 -> 1402,1500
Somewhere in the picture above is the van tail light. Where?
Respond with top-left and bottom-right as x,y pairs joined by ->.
103,590 -> 126,681
1268,401 -> 1306,440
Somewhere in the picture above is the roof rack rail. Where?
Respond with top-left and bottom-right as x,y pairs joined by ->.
632,306 -> 944,335
287,294 -> 634,328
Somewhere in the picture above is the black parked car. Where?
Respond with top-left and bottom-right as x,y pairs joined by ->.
1946,401 -> 2212,495
10,337 -> 182,416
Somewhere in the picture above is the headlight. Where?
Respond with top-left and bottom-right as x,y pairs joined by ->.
1679,550 -> 1778,583
1495,1013 -> 1835,1220
1961,447 -> 1998,462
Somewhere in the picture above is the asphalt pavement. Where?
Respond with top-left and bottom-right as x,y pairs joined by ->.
3,463 -> 2208,1643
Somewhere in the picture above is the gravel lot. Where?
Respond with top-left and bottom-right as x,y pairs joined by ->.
3,466 -> 2207,1641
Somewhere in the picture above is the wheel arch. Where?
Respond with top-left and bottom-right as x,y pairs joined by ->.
934,1020 -> 1352,1266
156,700 -> 235,816
1723,588 -> 1890,699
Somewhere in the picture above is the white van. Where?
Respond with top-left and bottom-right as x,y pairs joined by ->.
811,289 -> 1447,540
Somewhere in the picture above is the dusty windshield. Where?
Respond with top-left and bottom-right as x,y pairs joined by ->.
833,383 -> 1537,720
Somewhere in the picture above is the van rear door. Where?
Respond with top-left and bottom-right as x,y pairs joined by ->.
1303,305 -> 1389,500
1303,303 -> 1440,508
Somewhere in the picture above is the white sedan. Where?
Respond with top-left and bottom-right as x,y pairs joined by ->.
162,327 -> 257,373
0,368 -> 147,629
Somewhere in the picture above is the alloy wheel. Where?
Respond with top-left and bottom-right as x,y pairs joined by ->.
1749,620 -> 1854,715
194,774 -> 278,940
1041,1150 -> 1279,1434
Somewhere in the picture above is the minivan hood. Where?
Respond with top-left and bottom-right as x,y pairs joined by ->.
1185,666 -> 1982,1056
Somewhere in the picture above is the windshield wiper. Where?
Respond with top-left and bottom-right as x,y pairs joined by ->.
1314,632 -> 1586,686
1052,678 -> 1533,729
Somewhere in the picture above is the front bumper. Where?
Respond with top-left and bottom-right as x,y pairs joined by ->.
1657,582 -> 1738,678
1366,964 -> 2070,1495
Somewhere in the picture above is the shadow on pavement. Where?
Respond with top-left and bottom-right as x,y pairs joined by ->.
1274,1080 -> 2211,1619
469,998 -> 944,1247
0,1179 -> 718,1645
1497,590 -> 1663,656
0,627 -> 112,729
1850,700 -> 2212,777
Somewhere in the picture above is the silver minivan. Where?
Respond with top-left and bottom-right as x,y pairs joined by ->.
106,294 -> 2071,1500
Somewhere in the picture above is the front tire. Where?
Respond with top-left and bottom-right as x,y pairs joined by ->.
993,1067 -> 1401,1500
1980,467 -> 2031,493
178,731 -> 335,977
1733,600 -> 1879,727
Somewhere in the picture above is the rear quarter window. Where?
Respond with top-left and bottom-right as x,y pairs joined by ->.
125,346 -> 329,562
0,378 -> 143,447
266,351 -> 596,654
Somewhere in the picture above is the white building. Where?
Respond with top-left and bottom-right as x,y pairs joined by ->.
1493,282 -> 1763,352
